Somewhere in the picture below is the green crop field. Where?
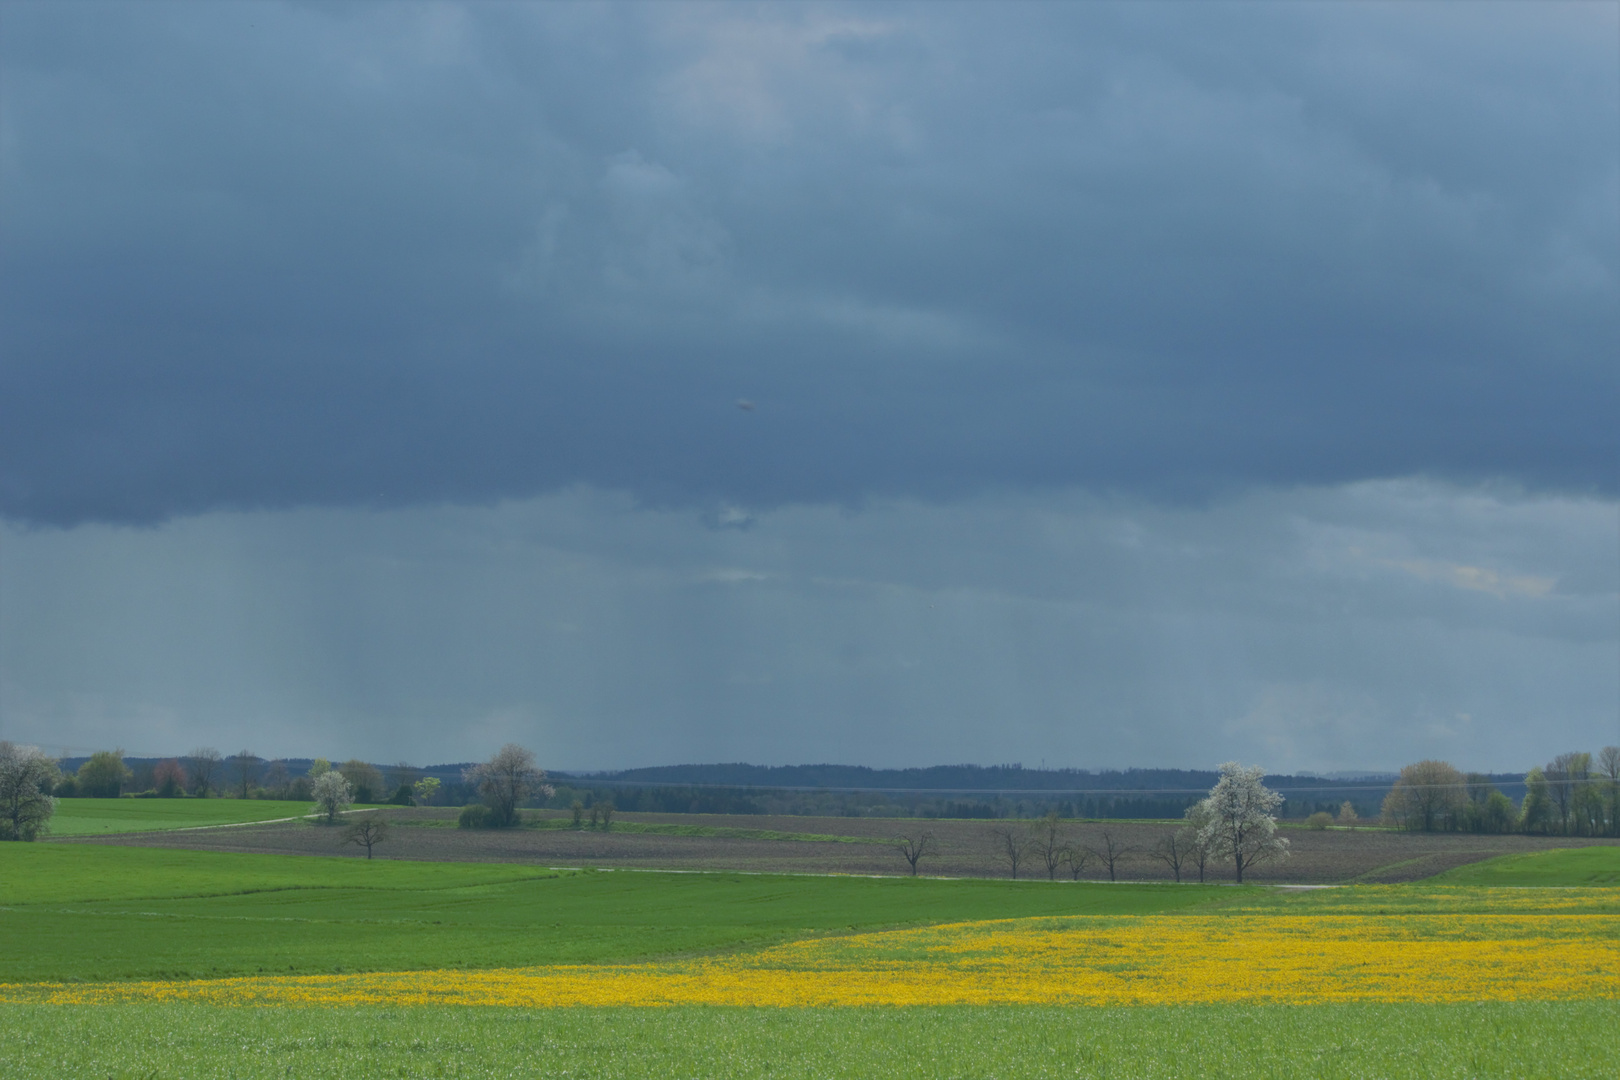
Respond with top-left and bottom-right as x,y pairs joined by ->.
0,844 -> 1225,983
46,798 -> 327,835
3,842 -> 1616,1078
5,1001 -> 1617,1080
1431,844 -> 1620,887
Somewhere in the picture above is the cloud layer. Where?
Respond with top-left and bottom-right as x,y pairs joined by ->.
3,2 -> 1614,525
2,5 -> 1614,770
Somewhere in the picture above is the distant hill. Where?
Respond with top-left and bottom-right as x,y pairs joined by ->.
553,761 -> 1469,797
559,762 -> 1217,791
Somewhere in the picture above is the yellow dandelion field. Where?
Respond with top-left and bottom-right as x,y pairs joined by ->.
9,892 -> 1618,1009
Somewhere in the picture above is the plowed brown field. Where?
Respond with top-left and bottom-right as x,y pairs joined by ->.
64,807 -> 1618,883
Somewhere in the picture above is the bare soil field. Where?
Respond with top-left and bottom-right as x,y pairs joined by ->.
64,808 -> 1619,884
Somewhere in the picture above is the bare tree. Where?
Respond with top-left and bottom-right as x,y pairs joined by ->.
992,825 -> 1033,879
231,750 -> 260,799
338,760 -> 384,804
1197,762 -> 1290,884
1380,760 -> 1467,832
153,758 -> 188,798
343,815 -> 389,858
187,747 -> 222,798
894,832 -> 938,876
1031,811 -> 1070,880
463,744 -> 551,828
388,761 -> 421,795
1148,830 -> 1191,883
1061,843 -> 1093,881
262,759 -> 291,800
1544,752 -> 1591,836
1187,833 -> 1212,883
1600,746 -> 1620,838
1087,831 -> 1137,882
1182,802 -> 1215,883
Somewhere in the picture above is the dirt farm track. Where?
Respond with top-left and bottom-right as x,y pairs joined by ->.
63,808 -> 1620,884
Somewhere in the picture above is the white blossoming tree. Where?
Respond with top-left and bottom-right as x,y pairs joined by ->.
1196,761 -> 1289,883
0,742 -> 60,841
312,770 -> 353,824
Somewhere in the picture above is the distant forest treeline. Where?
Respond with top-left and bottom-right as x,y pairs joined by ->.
55,756 -> 1444,820
544,763 -> 1516,822
576,762 -> 1251,791
65,754 -> 1605,825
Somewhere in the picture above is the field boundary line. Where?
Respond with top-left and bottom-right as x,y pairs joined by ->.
49,806 -> 389,839
167,807 -> 382,832
530,865 -> 1279,887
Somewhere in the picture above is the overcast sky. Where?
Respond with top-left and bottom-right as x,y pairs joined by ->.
2,2 -> 1615,772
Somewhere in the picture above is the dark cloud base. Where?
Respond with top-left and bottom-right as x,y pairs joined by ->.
3,334 -> 1615,528
1,2 -> 1614,526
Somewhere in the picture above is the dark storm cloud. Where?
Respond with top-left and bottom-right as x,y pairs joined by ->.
2,1 -> 1614,525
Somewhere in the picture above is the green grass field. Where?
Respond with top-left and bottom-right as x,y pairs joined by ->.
46,798 -> 325,835
0,843 -> 1226,983
1431,844 -> 1620,887
4,1002 -> 1616,1079
7,843 -> 1617,985
3,842 -> 1616,1078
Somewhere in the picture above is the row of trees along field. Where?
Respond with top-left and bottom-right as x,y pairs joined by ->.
27,747 -> 1363,821
0,740 -> 461,842
893,762 -> 1291,883
1381,749 -> 1620,836
44,748 -> 431,806
546,762 -> 1404,821
538,784 -> 1218,822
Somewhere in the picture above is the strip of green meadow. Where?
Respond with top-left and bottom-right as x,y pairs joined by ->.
48,798 -> 332,835
1432,844 -> 1620,887
1,844 -> 1227,983
2,1002 -> 1615,1079
7,844 -> 1619,984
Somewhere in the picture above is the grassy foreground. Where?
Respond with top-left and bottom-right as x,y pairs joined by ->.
0,844 -> 1224,983
47,798 -> 325,835
4,845 -> 1616,1076
17,883 -> 1610,1007
3,1002 -> 1616,1079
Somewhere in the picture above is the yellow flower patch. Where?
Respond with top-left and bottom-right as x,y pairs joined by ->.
9,911 -> 1617,1008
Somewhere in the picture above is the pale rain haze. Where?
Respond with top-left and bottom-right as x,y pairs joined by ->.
1,1 -> 1616,775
